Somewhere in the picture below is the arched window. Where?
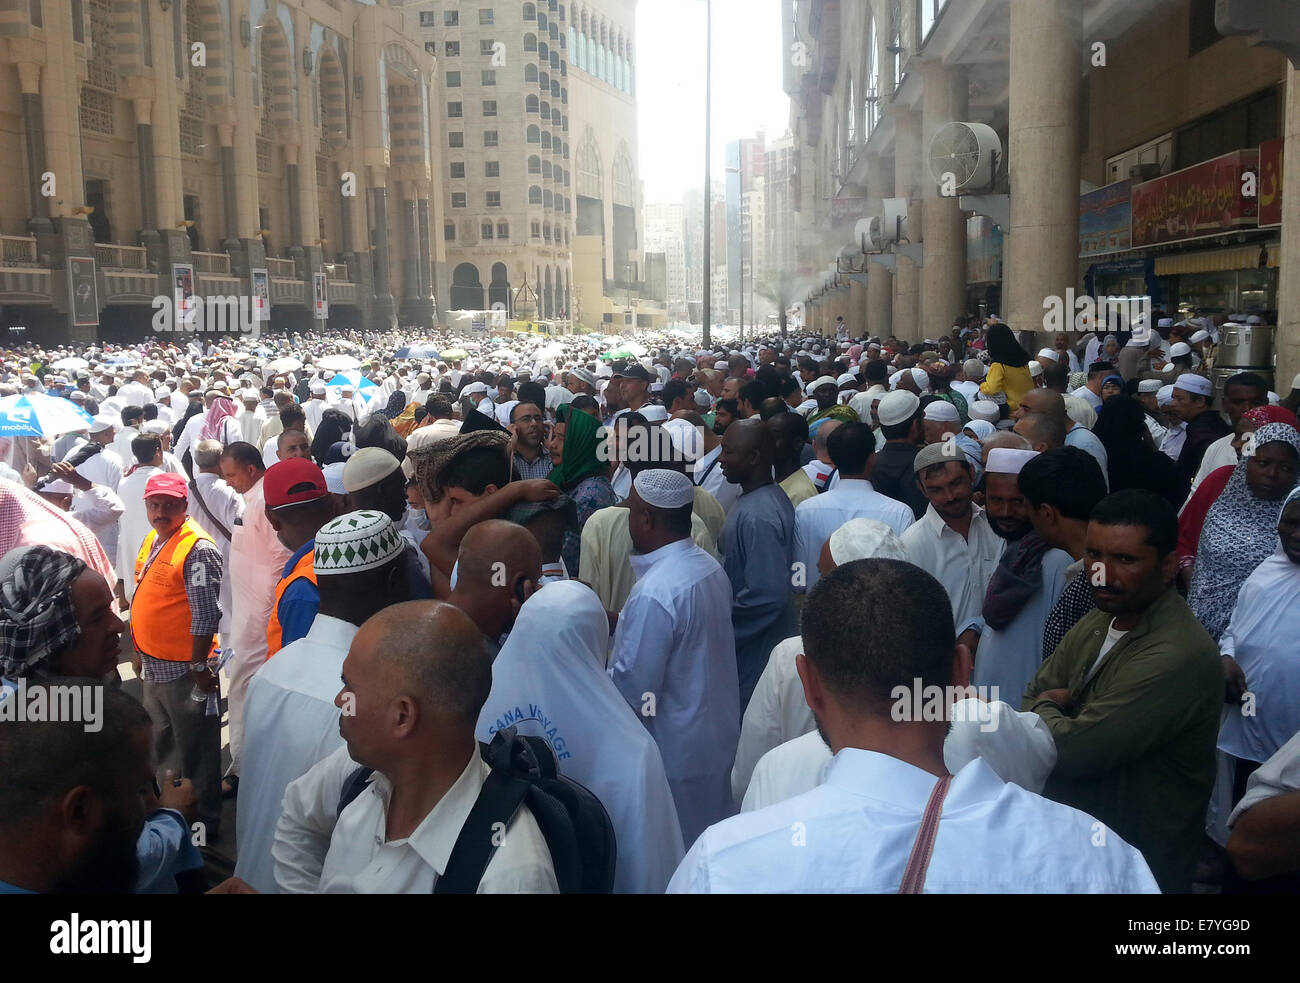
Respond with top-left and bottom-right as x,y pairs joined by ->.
527,124 -> 540,143
568,27 -> 577,66
525,63 -> 539,82
523,2 -> 536,20
541,131 -> 552,149
544,189 -> 554,209
526,94 -> 539,113
551,80 -> 560,98
540,71 -> 550,89
542,160 -> 553,179
528,154 -> 542,174
576,130 -> 601,199
550,23 -> 559,41
539,42 -> 549,61
541,100 -> 550,117
524,33 -> 537,52
613,142 -> 635,206
550,51 -> 560,70
529,185 -> 543,204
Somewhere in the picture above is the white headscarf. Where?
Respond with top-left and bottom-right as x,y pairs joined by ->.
475,580 -> 684,893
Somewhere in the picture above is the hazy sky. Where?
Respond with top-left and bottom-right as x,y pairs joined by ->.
635,0 -> 791,203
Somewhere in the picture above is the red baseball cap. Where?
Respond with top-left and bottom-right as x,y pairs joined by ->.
264,458 -> 328,509
144,472 -> 188,500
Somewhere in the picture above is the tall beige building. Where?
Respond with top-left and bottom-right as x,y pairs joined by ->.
403,0 -> 650,330
643,199 -> 686,319
0,0 -> 447,341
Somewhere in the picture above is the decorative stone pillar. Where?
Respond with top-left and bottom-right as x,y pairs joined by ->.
866,153 -> 893,337
891,107 -> 922,343
17,61 -> 51,235
921,61 -> 969,336
369,173 -> 396,328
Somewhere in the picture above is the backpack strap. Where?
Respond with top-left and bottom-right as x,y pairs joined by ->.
898,774 -> 951,894
189,478 -> 232,541
434,768 -> 532,894
336,766 -> 374,817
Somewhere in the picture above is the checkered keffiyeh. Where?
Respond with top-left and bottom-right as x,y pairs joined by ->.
314,510 -> 405,574
0,545 -> 87,677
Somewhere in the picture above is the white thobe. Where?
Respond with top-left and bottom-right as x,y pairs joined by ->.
1191,432 -> 1239,492
236,614 -> 357,894
116,465 -> 164,596
273,745 -> 558,894
227,476 -> 292,773
609,538 -> 739,847
1228,728 -> 1300,831
302,398 -> 327,434
237,408 -> 267,445
69,484 -> 125,575
190,471 -> 244,638
670,749 -> 1157,892
692,444 -> 741,515
117,381 -> 153,408
578,505 -> 719,615
791,479 -> 914,592
110,427 -> 139,465
732,636 -> 811,804
71,444 -> 123,492
901,504 -> 1003,629
971,546 -> 1074,705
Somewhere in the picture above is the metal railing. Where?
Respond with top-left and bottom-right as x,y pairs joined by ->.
93,243 -> 148,271
266,257 -> 297,277
0,235 -> 38,266
192,251 -> 231,275
324,262 -> 348,281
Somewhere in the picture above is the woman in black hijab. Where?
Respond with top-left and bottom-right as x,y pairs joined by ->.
1093,394 -> 1188,508
978,322 -> 1034,416
311,408 -> 353,466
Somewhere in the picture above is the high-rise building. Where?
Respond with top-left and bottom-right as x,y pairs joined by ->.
403,0 -> 648,330
643,201 -> 686,319
725,131 -> 766,322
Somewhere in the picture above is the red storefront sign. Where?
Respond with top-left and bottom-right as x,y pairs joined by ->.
1259,138 -> 1284,226
1130,149 -> 1259,246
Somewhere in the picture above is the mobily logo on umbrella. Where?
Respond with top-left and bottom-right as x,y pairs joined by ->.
150,295 -> 262,338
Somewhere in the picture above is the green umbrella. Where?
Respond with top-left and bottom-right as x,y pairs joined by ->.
604,349 -> 634,359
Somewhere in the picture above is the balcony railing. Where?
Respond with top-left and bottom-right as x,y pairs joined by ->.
266,257 -> 297,277
324,262 -> 348,281
192,251 -> 231,275
94,243 -> 148,271
0,235 -> 38,266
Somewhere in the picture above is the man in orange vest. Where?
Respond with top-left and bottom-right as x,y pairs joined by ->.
264,458 -> 336,656
132,471 -> 225,837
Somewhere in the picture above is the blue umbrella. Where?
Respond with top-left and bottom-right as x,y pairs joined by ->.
0,393 -> 95,438
395,344 -> 440,359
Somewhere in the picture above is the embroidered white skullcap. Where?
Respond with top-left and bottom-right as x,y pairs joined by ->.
321,462 -> 348,495
968,400 -> 1000,424
986,448 -> 1039,475
877,390 -> 920,427
313,509 -> 404,575
963,359 -> 986,381
922,400 -> 960,423
1173,373 -> 1212,398
1168,342 -> 1192,358
1157,317 -> 1174,328
827,518 -> 910,566
1028,360 -> 1043,377
910,367 -> 931,392
342,447 -> 401,493
1137,379 -> 1162,393
633,469 -> 694,509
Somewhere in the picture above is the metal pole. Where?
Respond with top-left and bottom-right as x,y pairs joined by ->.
739,166 -> 744,345
702,0 -> 712,348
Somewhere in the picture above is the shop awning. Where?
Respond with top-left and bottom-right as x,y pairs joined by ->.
1154,243 -> 1278,276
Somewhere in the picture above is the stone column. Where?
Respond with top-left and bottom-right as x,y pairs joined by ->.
1277,65 -> 1300,392
866,153 -> 893,337
1006,0 -> 1082,347
921,61 -> 969,337
16,62 -> 51,234
284,142 -> 303,252
369,174 -> 395,327
891,107 -> 922,343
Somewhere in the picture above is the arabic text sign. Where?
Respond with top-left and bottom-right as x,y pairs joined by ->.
1130,150 -> 1258,247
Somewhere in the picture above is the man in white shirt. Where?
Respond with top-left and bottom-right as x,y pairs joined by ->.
188,439 -> 244,647
793,422 -> 913,594
64,413 -> 124,492
236,511 -> 411,893
669,557 -> 1158,893
1158,385 -> 1187,461
110,406 -> 144,464
901,443 -> 1003,629
115,434 -> 167,597
302,381 -> 328,433
271,600 -> 557,893
116,370 -> 154,408
610,470 -> 740,847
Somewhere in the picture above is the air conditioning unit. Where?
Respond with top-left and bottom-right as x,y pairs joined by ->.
1129,162 -> 1162,183
927,121 -> 1002,194
855,215 -> 882,252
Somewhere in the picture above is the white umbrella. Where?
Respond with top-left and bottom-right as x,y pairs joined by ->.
51,356 -> 89,371
0,393 -> 95,438
268,356 -> 304,374
317,354 -> 361,372
488,348 -> 517,360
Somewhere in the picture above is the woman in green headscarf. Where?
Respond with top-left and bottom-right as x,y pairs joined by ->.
546,403 -> 617,575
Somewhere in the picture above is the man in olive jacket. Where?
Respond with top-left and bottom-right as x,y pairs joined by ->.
1022,489 -> 1221,893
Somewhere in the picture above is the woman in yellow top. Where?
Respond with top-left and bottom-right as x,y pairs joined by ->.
979,322 -> 1035,417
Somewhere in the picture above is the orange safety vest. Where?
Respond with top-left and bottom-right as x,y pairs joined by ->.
132,517 -> 219,663
266,549 -> 318,657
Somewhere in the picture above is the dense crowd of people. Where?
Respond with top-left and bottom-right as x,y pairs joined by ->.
3,311 -> 1300,894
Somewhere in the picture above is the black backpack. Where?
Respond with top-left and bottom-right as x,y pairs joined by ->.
337,726 -> 616,894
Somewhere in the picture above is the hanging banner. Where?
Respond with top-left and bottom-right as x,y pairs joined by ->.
1130,149 -> 1259,247
313,273 -> 329,319
1259,138 -> 1284,227
1079,179 -> 1132,257
250,269 -> 271,321
67,256 -> 100,327
172,263 -> 196,324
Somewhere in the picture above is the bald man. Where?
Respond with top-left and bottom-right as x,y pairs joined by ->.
447,519 -> 543,656
718,418 -> 797,708
272,600 -> 558,893
1012,413 -> 1067,454
1013,388 -> 1108,487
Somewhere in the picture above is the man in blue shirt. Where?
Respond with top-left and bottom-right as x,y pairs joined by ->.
263,458 -> 337,654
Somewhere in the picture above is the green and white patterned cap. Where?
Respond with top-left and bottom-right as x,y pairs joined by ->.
314,510 -> 404,576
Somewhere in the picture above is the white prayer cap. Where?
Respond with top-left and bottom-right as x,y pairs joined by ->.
1157,384 -> 1176,407
310,381 -> 327,395
639,404 -> 669,423
986,447 -> 1039,475
462,381 -> 488,395
633,469 -> 694,509
877,390 -> 920,427
910,367 -> 931,392
1028,360 -> 1043,378
1137,379 -> 1162,394
89,413 -> 116,434
1189,330 -> 1210,344
1173,373 -> 1213,398
807,375 -> 838,394
1063,396 -> 1096,429
1168,342 -> 1192,358
887,370 -> 903,390
321,462 -> 348,495
922,400 -> 960,423
1268,391 -> 1280,405
140,420 -> 169,436
836,372 -> 857,386
827,518 -> 909,566
1036,349 -> 1059,363
963,358 -> 986,381
1157,317 -> 1174,328
968,400 -> 1000,424
39,479 -> 76,495
342,447 -> 401,493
